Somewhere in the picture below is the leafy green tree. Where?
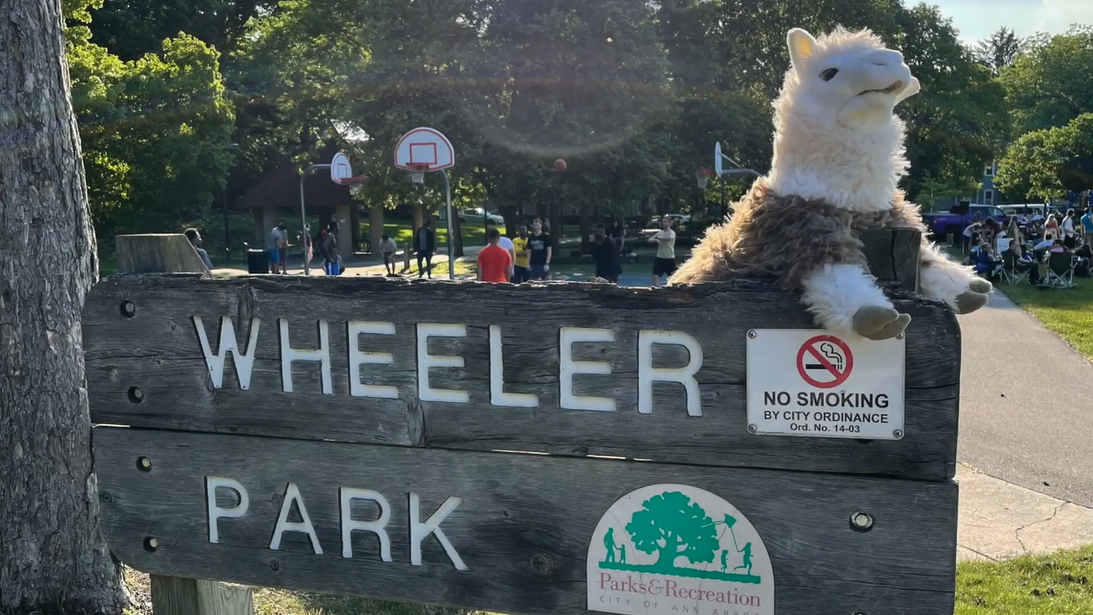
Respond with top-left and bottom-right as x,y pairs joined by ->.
999,26 -> 1093,136
626,491 -> 719,570
86,0 -> 277,60
69,30 -> 235,238
996,114 -> 1093,201
972,26 -> 1025,76
894,4 -> 1009,204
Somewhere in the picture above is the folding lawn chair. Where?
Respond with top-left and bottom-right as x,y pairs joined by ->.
1044,252 -> 1076,289
1000,251 -> 1029,285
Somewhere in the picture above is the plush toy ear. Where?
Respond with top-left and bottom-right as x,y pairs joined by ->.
896,76 -> 921,103
786,28 -> 818,72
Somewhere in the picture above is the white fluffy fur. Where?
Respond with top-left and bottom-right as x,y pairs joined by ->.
768,28 -> 917,214
801,264 -> 894,334
920,243 -> 982,310
765,27 -> 986,336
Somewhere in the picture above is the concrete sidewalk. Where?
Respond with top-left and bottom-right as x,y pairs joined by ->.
957,463 -> 1093,561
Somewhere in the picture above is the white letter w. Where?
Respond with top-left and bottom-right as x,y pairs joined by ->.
192,316 -> 261,390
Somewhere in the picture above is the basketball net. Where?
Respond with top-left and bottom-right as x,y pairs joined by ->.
696,169 -> 714,190
410,171 -> 425,184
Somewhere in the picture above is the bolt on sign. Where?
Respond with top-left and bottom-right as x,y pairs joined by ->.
82,275 -> 961,615
745,330 -> 906,440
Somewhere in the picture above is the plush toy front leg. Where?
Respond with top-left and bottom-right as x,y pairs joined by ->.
800,263 -> 911,340
919,244 -> 992,314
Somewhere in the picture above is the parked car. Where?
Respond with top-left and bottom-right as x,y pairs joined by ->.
460,207 -> 505,225
921,205 -> 1009,241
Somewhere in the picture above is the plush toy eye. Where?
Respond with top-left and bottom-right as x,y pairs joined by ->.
820,68 -> 839,81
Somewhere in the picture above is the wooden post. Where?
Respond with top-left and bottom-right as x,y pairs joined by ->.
114,233 -> 253,615
115,234 -> 213,278
860,228 -> 920,292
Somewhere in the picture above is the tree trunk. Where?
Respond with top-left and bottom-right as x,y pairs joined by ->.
412,203 -> 424,231
368,205 -> 385,256
0,1 -> 125,613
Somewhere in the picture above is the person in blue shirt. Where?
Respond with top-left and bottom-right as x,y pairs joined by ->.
1081,207 -> 1093,247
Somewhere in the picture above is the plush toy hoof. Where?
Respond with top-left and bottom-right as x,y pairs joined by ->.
954,291 -> 989,314
968,278 -> 993,294
852,306 -> 911,341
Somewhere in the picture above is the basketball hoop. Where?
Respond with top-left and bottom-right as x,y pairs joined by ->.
696,169 -> 716,190
406,164 -> 428,184
334,175 -> 366,186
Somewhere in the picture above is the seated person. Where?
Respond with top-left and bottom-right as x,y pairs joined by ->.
1004,241 -> 1040,283
1048,239 -> 1068,254
975,242 -> 1002,278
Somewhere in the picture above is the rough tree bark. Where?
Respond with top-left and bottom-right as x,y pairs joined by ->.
0,1 -> 125,613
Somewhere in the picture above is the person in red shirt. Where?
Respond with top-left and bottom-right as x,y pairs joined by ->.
477,228 -> 512,283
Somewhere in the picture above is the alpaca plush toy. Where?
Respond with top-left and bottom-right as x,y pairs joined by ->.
670,26 -> 992,340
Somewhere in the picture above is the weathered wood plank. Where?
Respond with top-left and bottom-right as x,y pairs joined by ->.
116,234 -> 212,278
149,576 -> 253,615
82,275 -> 960,479
859,229 -> 921,293
94,427 -> 957,615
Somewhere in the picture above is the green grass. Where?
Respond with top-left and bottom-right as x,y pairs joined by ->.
996,276 -> 1093,360
367,222 -> 500,251
956,546 -> 1093,614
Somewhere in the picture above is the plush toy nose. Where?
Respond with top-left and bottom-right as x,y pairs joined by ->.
869,49 -> 905,69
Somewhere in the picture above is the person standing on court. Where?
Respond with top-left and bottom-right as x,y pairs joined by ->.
415,219 -> 436,278
512,224 -> 531,283
649,215 -> 677,285
477,227 -> 512,283
323,221 -> 341,276
592,225 -> 622,283
270,220 -> 289,274
494,226 -> 516,281
527,218 -> 552,280
379,234 -> 398,275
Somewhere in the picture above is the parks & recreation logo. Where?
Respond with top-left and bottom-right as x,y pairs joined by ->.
587,484 -> 774,615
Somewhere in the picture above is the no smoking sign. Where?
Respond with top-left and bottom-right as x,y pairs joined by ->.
746,329 -> 905,440
796,335 -> 853,389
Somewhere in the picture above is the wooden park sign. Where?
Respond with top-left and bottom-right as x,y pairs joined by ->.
84,237 -> 959,615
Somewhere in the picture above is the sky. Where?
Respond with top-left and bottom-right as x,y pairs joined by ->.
932,0 -> 1093,42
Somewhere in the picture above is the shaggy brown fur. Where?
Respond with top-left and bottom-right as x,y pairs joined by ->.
670,177 -> 931,289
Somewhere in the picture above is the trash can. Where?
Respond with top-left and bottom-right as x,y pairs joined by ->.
246,249 -> 270,274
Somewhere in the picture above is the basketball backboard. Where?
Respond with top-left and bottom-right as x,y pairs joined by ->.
394,127 -> 455,171
331,152 -> 353,183
714,142 -> 724,175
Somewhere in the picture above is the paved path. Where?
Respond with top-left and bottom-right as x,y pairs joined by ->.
955,289 -> 1093,508
957,463 -> 1093,561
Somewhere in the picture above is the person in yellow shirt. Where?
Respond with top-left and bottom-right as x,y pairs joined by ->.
512,224 -> 531,283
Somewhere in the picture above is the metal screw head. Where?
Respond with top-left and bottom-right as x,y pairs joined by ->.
747,330 -> 757,339
530,553 -> 554,575
893,429 -> 904,439
850,512 -> 874,531
896,332 -> 905,340
747,423 -> 757,434
120,301 -> 137,318
144,537 -> 159,552
136,457 -> 152,472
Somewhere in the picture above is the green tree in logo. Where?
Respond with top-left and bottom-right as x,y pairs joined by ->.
625,491 -> 719,572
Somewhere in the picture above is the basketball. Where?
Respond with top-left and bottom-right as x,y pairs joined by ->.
554,159 -> 567,172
